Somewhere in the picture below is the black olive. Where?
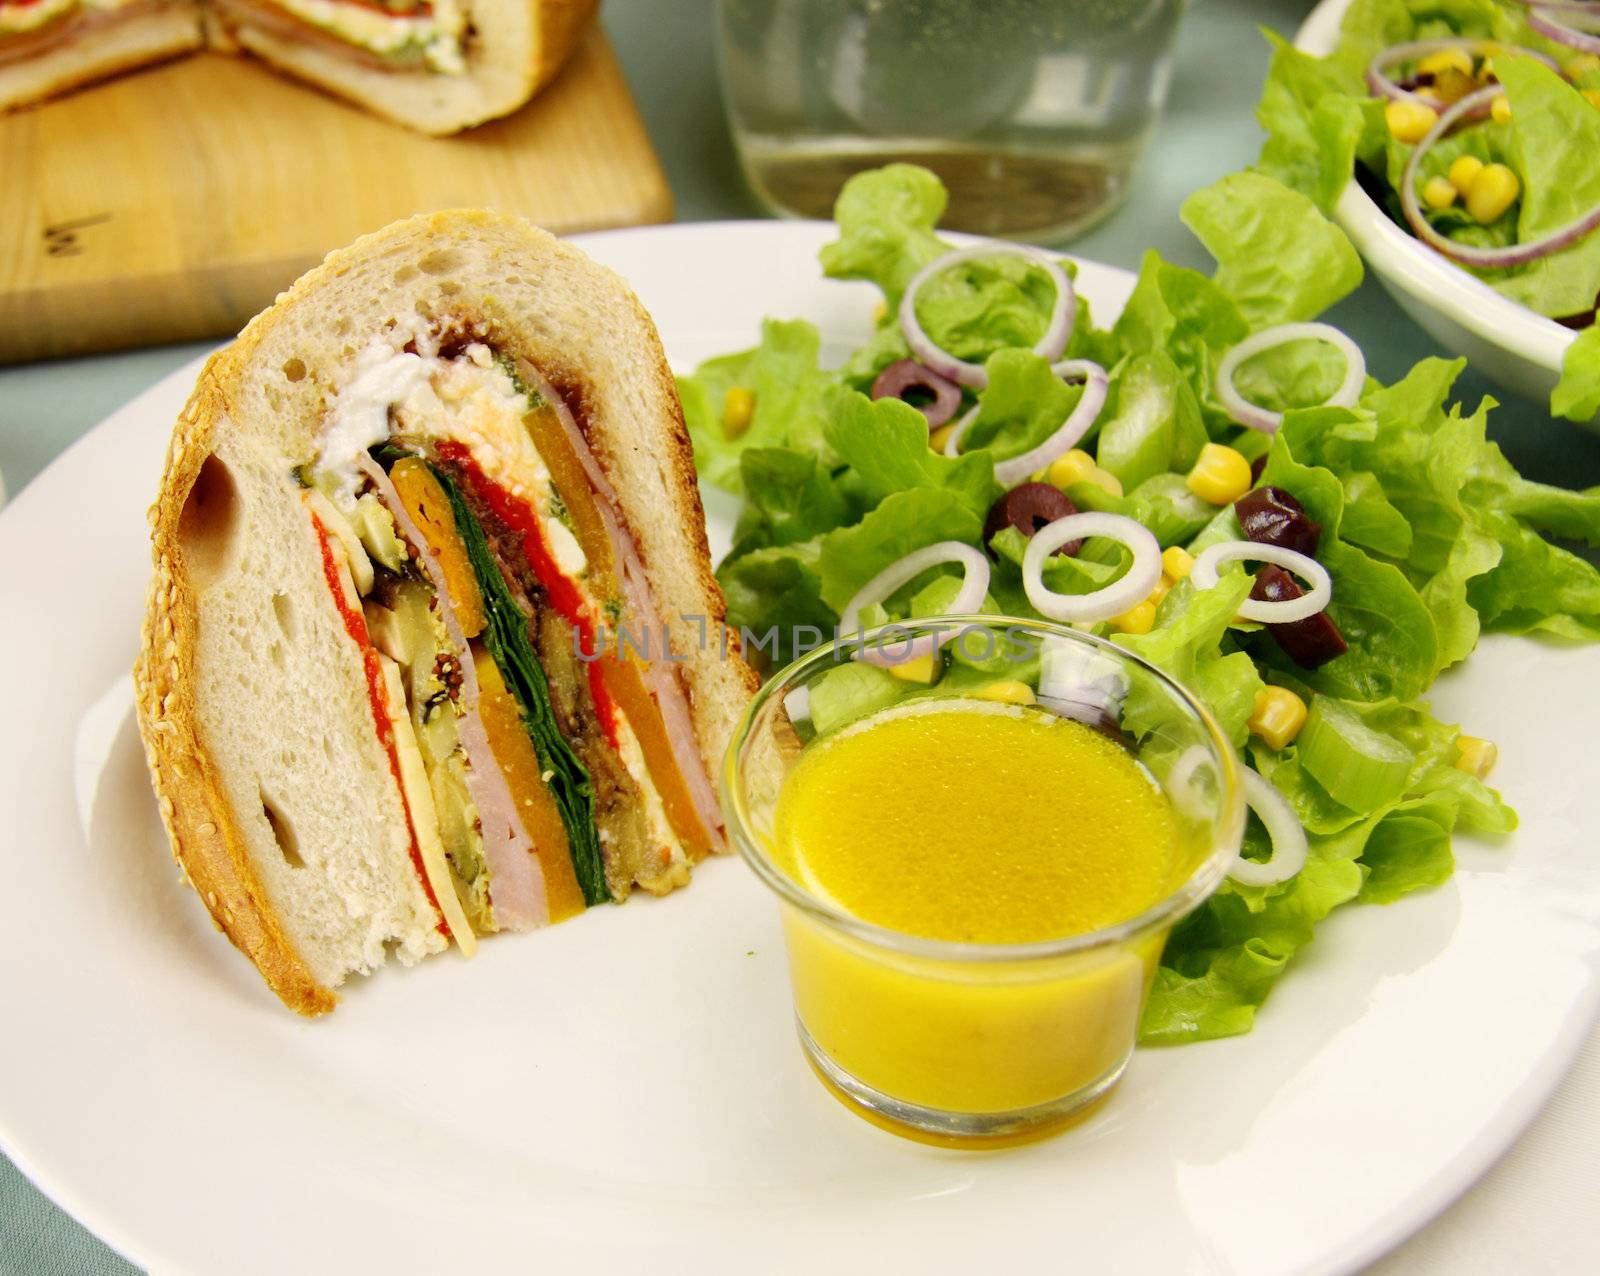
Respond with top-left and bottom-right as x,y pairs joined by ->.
1235,486 -> 1322,558
1250,453 -> 1269,485
1251,564 -> 1348,669
983,483 -> 1079,557
870,359 -> 963,428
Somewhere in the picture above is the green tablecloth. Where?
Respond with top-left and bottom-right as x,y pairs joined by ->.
2,1 -> 1596,1271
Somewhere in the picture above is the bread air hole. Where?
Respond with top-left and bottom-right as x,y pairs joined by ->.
418,248 -> 462,276
259,789 -> 304,869
271,592 -> 298,639
178,453 -> 241,590
281,357 -> 306,382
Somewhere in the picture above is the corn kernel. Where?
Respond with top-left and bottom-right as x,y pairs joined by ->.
888,653 -> 940,684
1447,154 -> 1485,196
929,422 -> 956,454
722,386 -> 755,437
972,680 -> 1036,706
1566,54 -> 1600,78
1466,163 -> 1520,224
1162,545 -> 1195,581
1455,735 -> 1498,779
1585,89 -> 1600,110
1386,99 -> 1440,143
1248,686 -> 1309,751
1110,600 -> 1157,635
1422,176 -> 1459,210
1044,450 -> 1125,497
1490,93 -> 1512,125
1186,442 -> 1253,506
1417,47 -> 1473,78
1048,448 -> 1096,489
1149,575 -> 1172,607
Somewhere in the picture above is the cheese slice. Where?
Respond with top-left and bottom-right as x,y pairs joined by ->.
377,653 -> 478,956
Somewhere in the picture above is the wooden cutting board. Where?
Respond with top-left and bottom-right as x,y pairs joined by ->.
0,29 -> 673,363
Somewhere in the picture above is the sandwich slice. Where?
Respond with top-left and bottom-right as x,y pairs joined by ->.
203,0 -> 597,134
135,209 -> 756,1015
0,0 -> 203,111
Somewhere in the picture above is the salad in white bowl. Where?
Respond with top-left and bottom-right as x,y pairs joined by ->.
1283,0 -> 1600,422
681,162 -> 1600,1042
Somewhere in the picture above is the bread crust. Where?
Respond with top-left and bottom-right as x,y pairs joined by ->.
134,370 -> 338,1016
137,208 -> 755,1013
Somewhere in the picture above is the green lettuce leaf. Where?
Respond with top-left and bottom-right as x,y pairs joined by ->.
962,348 -> 1084,459
816,488 -> 983,613
1095,352 -> 1209,490
1112,250 -> 1249,427
1260,410 -> 1442,700
817,163 -> 950,305
678,319 -> 838,493
822,389 -> 999,519
1116,572 -> 1264,747
1554,326 -> 1600,424
1255,32 -> 1385,210
1488,58 -> 1600,320
1141,839 -> 1363,1043
717,540 -> 834,671
1181,172 -> 1364,328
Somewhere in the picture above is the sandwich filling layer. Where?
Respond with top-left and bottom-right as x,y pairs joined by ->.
0,0 -> 162,64
299,326 -> 720,950
210,0 -> 467,74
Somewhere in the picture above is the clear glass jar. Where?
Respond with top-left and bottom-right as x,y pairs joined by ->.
714,0 -> 1188,241
723,618 -> 1244,1146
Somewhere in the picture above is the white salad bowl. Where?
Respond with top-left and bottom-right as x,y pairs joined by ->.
1296,0 -> 1589,425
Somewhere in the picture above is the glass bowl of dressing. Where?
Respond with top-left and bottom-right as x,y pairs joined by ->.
723,616 -> 1245,1147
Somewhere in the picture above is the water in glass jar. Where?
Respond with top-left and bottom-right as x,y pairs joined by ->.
715,0 -> 1186,241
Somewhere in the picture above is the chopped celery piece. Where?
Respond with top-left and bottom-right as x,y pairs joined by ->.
1297,696 -> 1414,813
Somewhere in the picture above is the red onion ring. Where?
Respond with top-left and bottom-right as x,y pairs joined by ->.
1399,82 -> 1600,268
838,541 -> 992,668
942,358 -> 1100,464
1529,5 -> 1600,54
1191,541 -> 1333,624
942,404 -> 979,458
1216,323 -> 1366,434
897,245 -> 1075,389
992,361 -> 1109,487
1022,512 -> 1161,624
1366,39 -> 1560,109
1230,769 -> 1308,887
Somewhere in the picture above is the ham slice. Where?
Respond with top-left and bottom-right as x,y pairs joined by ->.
356,453 -> 550,930
515,358 -> 727,852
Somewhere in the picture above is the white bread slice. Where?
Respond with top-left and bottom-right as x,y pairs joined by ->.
208,0 -> 597,135
0,4 -> 203,112
136,209 -> 757,1014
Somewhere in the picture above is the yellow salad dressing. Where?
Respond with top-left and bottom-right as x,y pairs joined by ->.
769,700 -> 1192,1131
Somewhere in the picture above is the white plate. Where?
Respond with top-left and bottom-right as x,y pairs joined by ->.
1,221 -> 1598,1276
1296,0 -> 1588,424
